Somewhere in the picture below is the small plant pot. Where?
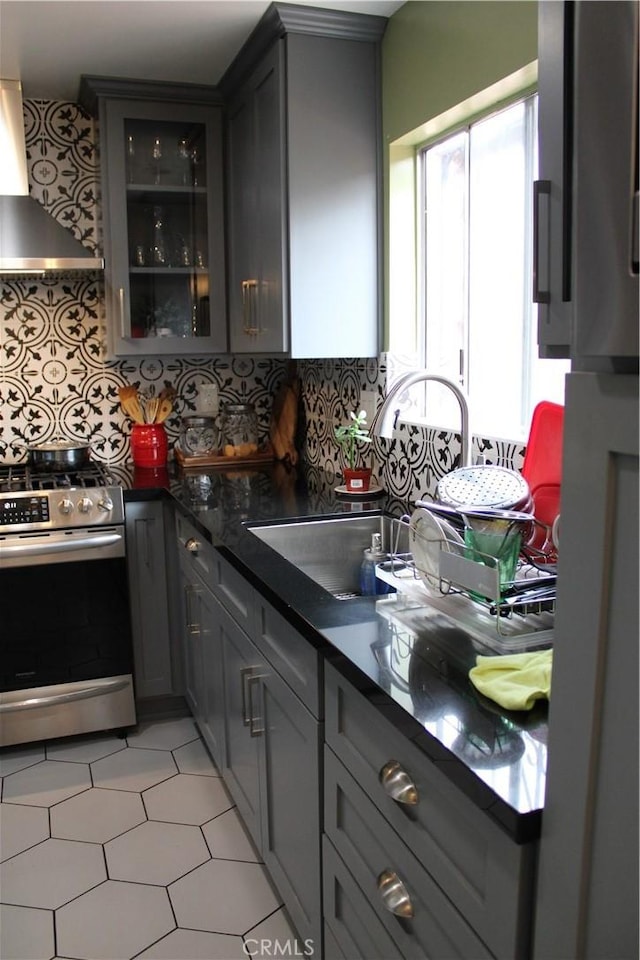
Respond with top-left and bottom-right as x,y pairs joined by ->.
343,467 -> 372,493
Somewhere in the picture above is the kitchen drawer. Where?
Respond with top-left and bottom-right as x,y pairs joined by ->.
325,662 -> 534,959
254,598 -> 321,718
176,512 -> 255,635
325,746 -> 492,959
211,550 -> 256,636
323,835 -> 400,960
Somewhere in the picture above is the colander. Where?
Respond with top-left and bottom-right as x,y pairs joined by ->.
435,465 -> 531,512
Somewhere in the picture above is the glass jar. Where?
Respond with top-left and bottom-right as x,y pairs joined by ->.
179,416 -> 219,457
221,403 -> 258,456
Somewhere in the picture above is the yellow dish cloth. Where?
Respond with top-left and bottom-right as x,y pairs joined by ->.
469,649 -> 553,711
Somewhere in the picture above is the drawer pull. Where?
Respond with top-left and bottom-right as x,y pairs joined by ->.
379,760 -> 419,805
377,870 -> 414,919
185,537 -> 201,555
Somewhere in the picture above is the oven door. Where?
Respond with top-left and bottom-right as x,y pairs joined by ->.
0,525 -> 136,745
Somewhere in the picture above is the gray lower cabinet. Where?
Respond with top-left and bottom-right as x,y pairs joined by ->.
220,584 -> 323,954
126,500 -> 175,700
175,510 -> 322,952
175,514 -> 225,767
219,603 -> 264,845
324,661 -> 536,960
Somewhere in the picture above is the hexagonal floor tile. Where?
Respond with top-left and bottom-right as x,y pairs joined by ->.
246,906 -> 302,951
105,820 -> 209,885
0,803 -> 50,861
0,838 -> 106,909
144,773 -> 233,825
56,879 -> 175,960
0,744 -> 45,777
2,760 -> 91,807
202,808 -> 261,863
46,733 -> 126,763
169,859 -> 280,935
126,717 -> 199,751
0,904 -> 55,960
50,787 -> 146,843
137,927 -> 247,959
91,747 -> 177,792
173,737 -> 221,776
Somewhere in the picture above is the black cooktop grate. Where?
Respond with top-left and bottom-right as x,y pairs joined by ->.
0,463 -> 115,494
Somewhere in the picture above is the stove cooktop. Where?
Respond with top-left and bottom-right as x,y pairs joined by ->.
0,462 -> 115,494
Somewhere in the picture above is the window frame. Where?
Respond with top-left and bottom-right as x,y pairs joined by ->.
413,90 -> 540,441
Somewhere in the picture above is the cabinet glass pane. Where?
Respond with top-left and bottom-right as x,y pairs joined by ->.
123,118 -> 211,342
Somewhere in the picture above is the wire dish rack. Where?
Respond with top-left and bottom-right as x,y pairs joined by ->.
376,515 -> 555,653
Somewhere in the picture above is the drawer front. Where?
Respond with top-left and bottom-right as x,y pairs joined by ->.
323,836 -> 400,960
254,599 -> 321,717
212,551 -> 256,636
325,747 -> 492,960
325,663 -> 533,959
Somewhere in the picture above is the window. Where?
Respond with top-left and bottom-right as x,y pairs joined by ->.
417,95 -> 568,440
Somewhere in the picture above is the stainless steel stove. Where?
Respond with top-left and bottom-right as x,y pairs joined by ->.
0,462 -> 136,747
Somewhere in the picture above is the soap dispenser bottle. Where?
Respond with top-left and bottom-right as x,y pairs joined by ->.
359,532 -> 393,596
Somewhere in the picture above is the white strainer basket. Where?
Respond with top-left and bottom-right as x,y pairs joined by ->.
435,465 -> 531,511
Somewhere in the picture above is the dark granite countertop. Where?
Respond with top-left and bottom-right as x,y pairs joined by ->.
115,459 -> 547,843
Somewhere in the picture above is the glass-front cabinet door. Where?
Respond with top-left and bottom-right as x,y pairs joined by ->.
100,97 -> 226,356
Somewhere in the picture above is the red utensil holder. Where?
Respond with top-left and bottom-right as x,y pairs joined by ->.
130,423 -> 168,468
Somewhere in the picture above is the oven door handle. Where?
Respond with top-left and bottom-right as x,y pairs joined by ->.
0,677 -> 131,713
0,530 -> 123,559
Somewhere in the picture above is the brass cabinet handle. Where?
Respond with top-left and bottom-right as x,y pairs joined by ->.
376,870 -> 414,918
533,179 -> 551,304
118,286 -> 129,338
240,666 -> 254,726
184,584 -> 199,636
379,760 -> 419,805
247,673 -> 266,737
241,279 -> 259,336
185,537 -> 201,555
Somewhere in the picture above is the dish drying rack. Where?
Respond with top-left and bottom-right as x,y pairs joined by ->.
377,515 -> 555,652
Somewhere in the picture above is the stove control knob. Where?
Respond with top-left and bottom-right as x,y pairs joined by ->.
59,498 -> 74,515
78,497 -> 93,514
97,494 -> 114,513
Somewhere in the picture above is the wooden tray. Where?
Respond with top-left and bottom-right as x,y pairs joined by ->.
175,444 -> 274,470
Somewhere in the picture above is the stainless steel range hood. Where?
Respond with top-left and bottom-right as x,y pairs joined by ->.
0,79 -> 104,275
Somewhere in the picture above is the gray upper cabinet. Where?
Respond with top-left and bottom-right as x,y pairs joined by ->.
536,1 -> 638,362
535,1 -> 574,359
223,4 -> 386,358
79,77 -> 227,357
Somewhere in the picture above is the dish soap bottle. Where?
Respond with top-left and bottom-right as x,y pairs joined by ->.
359,532 -> 394,596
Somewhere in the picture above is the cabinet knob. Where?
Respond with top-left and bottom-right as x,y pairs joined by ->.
379,760 -> 419,805
185,537 -> 201,554
376,870 -> 414,918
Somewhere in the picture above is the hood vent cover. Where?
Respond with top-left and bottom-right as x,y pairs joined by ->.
0,79 -> 104,275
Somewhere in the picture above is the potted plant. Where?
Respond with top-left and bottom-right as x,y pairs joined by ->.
334,409 -> 373,492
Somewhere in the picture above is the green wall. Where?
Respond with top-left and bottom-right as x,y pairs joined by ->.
381,0 -> 538,352
382,0 -> 538,143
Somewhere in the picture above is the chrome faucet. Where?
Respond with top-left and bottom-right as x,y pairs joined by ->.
371,370 -> 472,468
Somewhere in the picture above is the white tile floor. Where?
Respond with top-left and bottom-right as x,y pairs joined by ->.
0,717 -> 299,960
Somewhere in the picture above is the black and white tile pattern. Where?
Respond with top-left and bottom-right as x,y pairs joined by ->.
0,98 -> 525,500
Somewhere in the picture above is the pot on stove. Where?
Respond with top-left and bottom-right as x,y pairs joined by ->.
25,441 -> 92,472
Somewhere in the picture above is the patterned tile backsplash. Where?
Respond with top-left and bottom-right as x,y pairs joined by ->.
0,99 -> 524,507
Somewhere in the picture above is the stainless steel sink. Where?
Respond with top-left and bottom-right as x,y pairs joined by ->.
247,514 -> 405,599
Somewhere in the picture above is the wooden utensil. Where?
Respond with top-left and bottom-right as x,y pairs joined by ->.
155,396 -> 174,423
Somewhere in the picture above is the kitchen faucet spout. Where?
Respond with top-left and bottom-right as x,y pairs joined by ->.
371,370 -> 472,468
